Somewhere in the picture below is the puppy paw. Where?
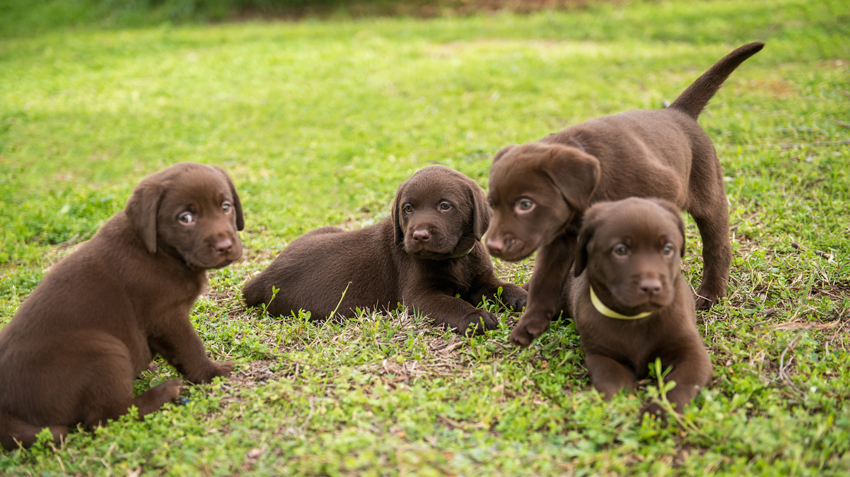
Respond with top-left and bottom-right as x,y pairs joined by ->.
640,402 -> 668,419
508,314 -> 550,347
500,284 -> 528,312
457,310 -> 499,335
212,361 -> 235,378
695,284 -> 724,310
161,379 -> 183,401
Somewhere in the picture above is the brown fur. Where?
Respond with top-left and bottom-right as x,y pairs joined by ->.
486,42 -> 764,346
570,198 -> 711,414
243,165 -> 526,334
0,163 -> 243,450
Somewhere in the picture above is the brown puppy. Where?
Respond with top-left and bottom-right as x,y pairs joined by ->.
243,165 -> 526,334
487,42 -> 764,346
0,163 -> 242,450
570,198 -> 711,414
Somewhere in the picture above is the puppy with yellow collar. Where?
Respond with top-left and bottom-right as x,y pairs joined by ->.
570,198 -> 712,415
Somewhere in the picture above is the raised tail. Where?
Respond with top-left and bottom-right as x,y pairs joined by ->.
668,42 -> 764,119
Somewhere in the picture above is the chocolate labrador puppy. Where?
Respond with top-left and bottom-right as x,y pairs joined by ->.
0,163 -> 242,450
487,42 -> 764,346
570,198 -> 711,415
243,165 -> 526,334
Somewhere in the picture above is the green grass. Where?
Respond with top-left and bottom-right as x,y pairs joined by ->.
2,0 -> 850,474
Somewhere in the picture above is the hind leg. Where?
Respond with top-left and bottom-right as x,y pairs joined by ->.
81,358 -> 182,429
0,414 -> 69,450
691,205 -> 731,309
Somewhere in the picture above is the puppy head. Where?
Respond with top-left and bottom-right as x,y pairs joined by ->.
125,162 -> 244,269
485,142 -> 600,262
391,165 -> 489,260
575,198 -> 685,315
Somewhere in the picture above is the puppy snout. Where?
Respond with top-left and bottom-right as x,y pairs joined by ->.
412,229 -> 431,243
485,236 -> 504,254
214,237 -> 233,255
639,277 -> 663,296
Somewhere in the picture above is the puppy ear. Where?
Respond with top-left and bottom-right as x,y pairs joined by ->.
391,180 -> 407,244
214,166 -> 245,231
573,203 -> 606,277
541,144 -> 601,213
492,145 -> 516,164
649,198 -> 687,257
125,179 -> 163,254
466,178 -> 491,240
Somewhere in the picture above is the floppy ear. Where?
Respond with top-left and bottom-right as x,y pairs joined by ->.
466,179 -> 491,240
125,179 -> 163,254
573,203 -> 607,277
492,145 -> 516,165
391,179 -> 408,244
648,198 -> 686,257
540,144 -> 601,213
214,166 -> 244,231
574,224 -> 593,277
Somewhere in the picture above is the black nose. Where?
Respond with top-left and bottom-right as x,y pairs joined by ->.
412,229 -> 430,242
214,238 -> 233,255
639,278 -> 662,296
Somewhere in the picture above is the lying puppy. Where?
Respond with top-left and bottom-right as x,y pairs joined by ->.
486,42 -> 764,346
0,163 -> 242,450
570,198 -> 711,414
243,165 -> 526,334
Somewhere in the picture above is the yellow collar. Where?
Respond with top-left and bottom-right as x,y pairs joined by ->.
590,286 -> 652,320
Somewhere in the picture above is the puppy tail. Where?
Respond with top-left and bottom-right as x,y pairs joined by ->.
0,413 -> 68,450
668,42 -> 764,119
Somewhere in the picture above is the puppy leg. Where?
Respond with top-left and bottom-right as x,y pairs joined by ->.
645,344 -> 712,415
468,273 -> 528,312
585,353 -> 637,399
0,414 -> 68,450
688,175 -> 732,310
149,314 -> 233,384
509,237 -> 576,347
406,291 -> 500,336
691,210 -> 731,309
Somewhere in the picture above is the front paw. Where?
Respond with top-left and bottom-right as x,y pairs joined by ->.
640,402 -> 668,419
212,361 -> 234,378
500,284 -> 528,312
186,361 -> 234,384
508,312 -> 550,347
456,309 -> 499,336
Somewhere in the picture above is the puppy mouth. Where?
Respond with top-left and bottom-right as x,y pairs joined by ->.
183,245 -> 243,270
485,237 -> 537,262
404,243 -> 458,260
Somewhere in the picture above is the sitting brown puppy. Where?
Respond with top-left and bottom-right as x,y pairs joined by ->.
0,163 -> 242,450
243,165 -> 526,334
570,198 -> 711,414
486,42 -> 764,346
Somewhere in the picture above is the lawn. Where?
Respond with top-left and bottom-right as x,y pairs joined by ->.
1,0 -> 849,474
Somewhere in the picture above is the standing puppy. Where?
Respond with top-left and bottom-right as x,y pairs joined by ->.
486,42 -> 764,346
0,163 -> 242,450
243,165 -> 526,334
571,198 -> 711,414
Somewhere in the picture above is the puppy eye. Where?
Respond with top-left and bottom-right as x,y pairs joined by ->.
663,243 -> 675,256
178,212 -> 195,225
222,201 -> 232,213
516,198 -> 535,212
613,244 -> 629,256
402,204 -> 414,213
438,201 -> 452,211
487,197 -> 494,208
